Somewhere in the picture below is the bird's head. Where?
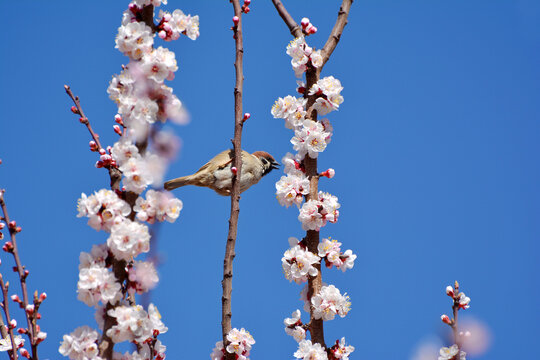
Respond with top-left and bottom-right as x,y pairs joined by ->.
252,151 -> 279,176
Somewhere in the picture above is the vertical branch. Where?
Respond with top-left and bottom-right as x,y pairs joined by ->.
0,191 -> 37,360
222,0 -> 244,357
0,276 -> 18,360
270,0 -> 353,349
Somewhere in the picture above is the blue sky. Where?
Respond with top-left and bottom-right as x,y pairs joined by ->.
0,1 -> 539,359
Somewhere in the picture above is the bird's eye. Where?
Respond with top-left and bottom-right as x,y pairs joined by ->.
262,158 -> 269,165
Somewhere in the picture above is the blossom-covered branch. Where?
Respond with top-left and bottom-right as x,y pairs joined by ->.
271,1 -> 354,358
0,190 -> 46,360
60,1 -> 198,360
439,281 -> 471,360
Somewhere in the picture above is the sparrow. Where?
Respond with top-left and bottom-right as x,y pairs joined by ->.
164,149 -> 279,196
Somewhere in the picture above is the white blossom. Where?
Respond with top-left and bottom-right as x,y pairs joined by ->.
286,37 -> 312,77
170,9 -> 200,40
59,326 -> 101,360
107,304 -> 166,344
281,152 -> 305,176
128,261 -> 159,294
0,335 -> 24,352
79,244 -> 108,270
77,190 -> 130,232
294,340 -> 328,360
298,200 -> 325,231
116,22 -> 154,60
111,138 -> 140,166
291,120 -> 332,159
284,310 -> 306,342
317,238 -> 356,272
140,47 -> 178,83
458,292 -> 471,309
438,344 -> 466,360
107,220 -> 150,261
119,156 -> 154,194
311,284 -> 351,321
77,264 -> 122,307
276,173 -> 310,208
310,49 -> 323,68
282,237 -> 320,284
134,189 -> 183,224
271,96 -> 307,129
225,328 -> 255,360
330,337 -> 355,360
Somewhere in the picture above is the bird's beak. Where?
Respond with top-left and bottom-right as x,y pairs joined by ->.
271,162 -> 280,170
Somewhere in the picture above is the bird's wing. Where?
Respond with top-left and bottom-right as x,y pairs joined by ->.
194,150 -> 234,174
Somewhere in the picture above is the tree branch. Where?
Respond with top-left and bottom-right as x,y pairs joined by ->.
321,0 -> 354,66
270,0 -> 302,38
270,0 -> 354,349
0,190 -> 38,360
222,1 -> 245,359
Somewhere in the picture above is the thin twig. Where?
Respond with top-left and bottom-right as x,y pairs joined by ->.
270,0 -> 353,349
270,0 -> 302,38
321,0 -> 354,66
64,85 -> 123,191
0,191 -> 37,360
0,276 -> 18,360
221,1 -> 245,358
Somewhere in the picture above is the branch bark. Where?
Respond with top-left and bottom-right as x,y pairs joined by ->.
270,0 -> 353,349
0,191 -> 38,360
221,1 -> 245,358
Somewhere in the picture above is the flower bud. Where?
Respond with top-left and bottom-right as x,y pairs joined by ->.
10,294 -> 20,303
39,292 -> 47,301
9,319 -> 16,329
232,16 -> 239,25
25,304 -> 34,315
3,242 -> 14,252
98,148 -> 106,155
243,6 -> 250,13
20,348 -> 30,358
446,285 -> 454,298
231,167 -> 238,175
441,314 -> 452,325
17,328 -> 27,334
89,141 -> 98,152
70,106 -> 79,114
0,223 -> 4,230
243,113 -> 251,120
8,221 -> 16,230
301,18 -> 310,27
244,0 -> 251,4
113,125 -> 123,136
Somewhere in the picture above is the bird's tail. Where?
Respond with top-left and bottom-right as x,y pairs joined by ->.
164,176 -> 192,191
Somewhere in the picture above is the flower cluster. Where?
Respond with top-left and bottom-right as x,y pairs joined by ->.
297,192 -> 340,231
311,285 -> 351,321
107,304 -> 167,344
134,189 -> 183,223
211,328 -> 255,360
286,37 -> 323,77
291,120 -> 333,159
271,96 -> 307,129
282,238 -> 320,284
294,340 -> 327,360
157,9 -> 199,41
77,190 -> 131,232
317,238 -> 356,272
59,326 -> 100,360
276,173 -> 310,208
62,1 -> 197,359
309,76 -> 344,116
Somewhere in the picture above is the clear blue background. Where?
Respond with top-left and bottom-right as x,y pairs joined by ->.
0,1 -> 539,359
